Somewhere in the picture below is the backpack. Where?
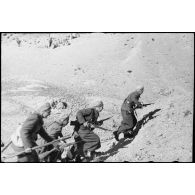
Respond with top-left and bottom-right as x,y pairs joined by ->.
11,124 -> 24,147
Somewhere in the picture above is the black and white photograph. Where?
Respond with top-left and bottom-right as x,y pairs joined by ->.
0,1 -> 195,195
1,33 -> 193,163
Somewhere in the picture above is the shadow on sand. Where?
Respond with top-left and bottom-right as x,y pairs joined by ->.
98,108 -> 161,162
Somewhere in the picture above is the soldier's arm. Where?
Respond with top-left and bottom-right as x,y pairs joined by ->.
39,127 -> 53,142
20,116 -> 38,149
76,108 -> 92,124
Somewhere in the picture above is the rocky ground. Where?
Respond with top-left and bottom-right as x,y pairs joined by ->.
1,33 -> 193,162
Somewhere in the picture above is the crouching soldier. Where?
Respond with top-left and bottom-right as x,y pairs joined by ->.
65,101 -> 104,162
113,86 -> 144,141
37,113 -> 69,162
11,103 -> 55,162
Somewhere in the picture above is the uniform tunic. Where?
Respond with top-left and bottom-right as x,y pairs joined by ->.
118,91 -> 142,134
37,121 -> 64,162
66,108 -> 101,161
76,108 -> 101,152
12,113 -> 53,162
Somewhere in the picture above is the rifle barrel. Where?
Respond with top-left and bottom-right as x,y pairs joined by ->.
142,103 -> 154,107
98,116 -> 113,123
33,135 -> 72,150
2,135 -> 72,159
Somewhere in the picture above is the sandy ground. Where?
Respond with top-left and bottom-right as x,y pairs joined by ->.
1,33 -> 194,162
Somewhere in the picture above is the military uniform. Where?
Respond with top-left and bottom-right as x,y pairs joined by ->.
12,112 -> 53,162
76,108 -> 101,152
117,91 -> 142,136
66,108 -> 101,161
37,121 -> 64,162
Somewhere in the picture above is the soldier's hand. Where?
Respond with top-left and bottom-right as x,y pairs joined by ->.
25,148 -> 32,153
83,121 -> 89,127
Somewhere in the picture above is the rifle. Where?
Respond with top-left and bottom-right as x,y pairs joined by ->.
97,116 -> 113,124
91,125 -> 113,132
133,103 -> 154,110
38,139 -> 82,161
70,116 -> 113,126
89,116 -> 113,131
142,103 -> 154,107
2,135 -> 72,159
70,116 -> 113,131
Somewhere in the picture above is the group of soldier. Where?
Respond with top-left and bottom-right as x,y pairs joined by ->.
1,85 -> 144,163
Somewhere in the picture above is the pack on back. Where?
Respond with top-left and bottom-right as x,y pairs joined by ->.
11,124 -> 24,147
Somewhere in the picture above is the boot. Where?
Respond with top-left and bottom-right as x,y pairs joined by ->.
85,150 -> 92,158
82,151 -> 91,162
84,151 -> 96,162
61,156 -> 72,162
113,131 -> 119,141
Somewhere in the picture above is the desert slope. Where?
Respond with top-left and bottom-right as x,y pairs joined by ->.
1,33 -> 193,162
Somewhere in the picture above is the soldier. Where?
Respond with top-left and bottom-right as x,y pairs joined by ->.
37,113 -> 70,162
113,86 -> 144,141
65,101 -> 104,161
11,103 -> 55,162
